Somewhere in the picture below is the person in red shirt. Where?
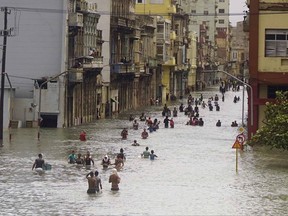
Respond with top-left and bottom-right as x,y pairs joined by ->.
79,131 -> 86,141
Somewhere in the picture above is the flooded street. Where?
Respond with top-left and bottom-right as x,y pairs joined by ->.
1,87 -> 288,215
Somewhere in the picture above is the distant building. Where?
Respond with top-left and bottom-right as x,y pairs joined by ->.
229,21 -> 249,77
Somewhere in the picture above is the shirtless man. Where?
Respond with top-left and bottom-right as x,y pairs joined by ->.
114,154 -> 124,171
109,169 -> 121,191
86,171 -> 97,194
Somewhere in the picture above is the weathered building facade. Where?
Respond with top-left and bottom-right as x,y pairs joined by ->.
66,0 -> 103,126
247,0 -> 288,138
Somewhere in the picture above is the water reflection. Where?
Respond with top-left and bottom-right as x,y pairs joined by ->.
0,87 -> 288,215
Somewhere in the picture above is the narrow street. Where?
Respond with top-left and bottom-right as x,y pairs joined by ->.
0,87 -> 287,215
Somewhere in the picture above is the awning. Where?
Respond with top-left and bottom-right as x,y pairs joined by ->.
111,98 -> 119,103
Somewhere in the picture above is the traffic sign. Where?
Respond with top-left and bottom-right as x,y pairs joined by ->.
232,140 -> 242,149
236,133 -> 246,144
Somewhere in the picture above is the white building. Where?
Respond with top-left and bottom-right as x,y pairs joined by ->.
0,0 -> 67,128
188,0 -> 217,44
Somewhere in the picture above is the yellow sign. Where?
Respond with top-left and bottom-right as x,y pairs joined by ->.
232,140 -> 242,149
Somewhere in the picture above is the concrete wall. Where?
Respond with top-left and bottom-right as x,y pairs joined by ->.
13,98 -> 34,127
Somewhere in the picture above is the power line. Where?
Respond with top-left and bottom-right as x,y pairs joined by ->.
4,6 -> 288,17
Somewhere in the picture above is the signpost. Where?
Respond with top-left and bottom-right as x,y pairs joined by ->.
232,133 -> 246,173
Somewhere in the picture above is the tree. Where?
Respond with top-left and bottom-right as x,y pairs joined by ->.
249,91 -> 288,150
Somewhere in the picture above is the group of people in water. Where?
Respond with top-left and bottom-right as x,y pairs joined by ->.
33,83 -> 242,195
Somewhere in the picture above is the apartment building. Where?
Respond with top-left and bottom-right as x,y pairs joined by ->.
135,0 -> 199,97
215,0 -> 230,65
246,0 -> 288,138
0,0 -> 67,128
230,21 -> 249,77
66,0 -> 104,127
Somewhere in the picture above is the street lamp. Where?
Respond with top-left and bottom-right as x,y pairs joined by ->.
217,70 -> 253,127
5,73 -> 13,142
37,71 -> 68,140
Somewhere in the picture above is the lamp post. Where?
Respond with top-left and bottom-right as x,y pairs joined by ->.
37,71 -> 68,140
5,73 -> 13,141
217,70 -> 253,127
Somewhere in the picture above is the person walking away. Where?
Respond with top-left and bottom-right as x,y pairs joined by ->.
94,171 -> 102,193
84,151 -> 95,168
68,150 -> 77,164
79,131 -> 87,141
132,140 -> 140,146
216,120 -> 221,127
32,153 -> 45,171
133,120 -> 139,130
170,118 -> 174,128
121,128 -> 128,139
163,116 -> 170,128
109,168 -> 121,191
173,107 -> 178,117
114,154 -> 124,171
142,147 -> 150,158
150,150 -> 158,160
117,148 -> 126,161
86,171 -> 97,194
75,153 -> 84,166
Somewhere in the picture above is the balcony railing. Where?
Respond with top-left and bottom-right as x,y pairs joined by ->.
82,56 -> 103,69
111,64 -> 135,74
69,13 -> 83,27
111,17 -> 135,29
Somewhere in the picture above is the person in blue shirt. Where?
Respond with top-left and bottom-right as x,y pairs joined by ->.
68,150 -> 77,164
149,150 -> 158,160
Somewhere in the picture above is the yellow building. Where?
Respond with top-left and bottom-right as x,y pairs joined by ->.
186,32 -> 197,90
135,0 -> 176,102
247,0 -> 288,138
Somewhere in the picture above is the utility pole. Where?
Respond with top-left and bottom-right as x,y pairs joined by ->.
0,7 -> 11,146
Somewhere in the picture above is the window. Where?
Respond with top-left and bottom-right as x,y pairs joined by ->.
219,0 -> 225,2
218,19 -> 224,24
265,29 -> 288,57
136,0 -> 145,3
267,85 -> 288,98
219,9 -> 225,13
204,10 -> 208,15
191,10 -> 196,14
150,0 -> 163,3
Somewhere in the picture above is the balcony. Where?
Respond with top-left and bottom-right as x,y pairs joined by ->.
69,13 -> 83,27
76,1 -> 98,14
82,56 -> 103,69
69,69 -> 83,83
111,17 -> 135,29
111,64 -> 135,74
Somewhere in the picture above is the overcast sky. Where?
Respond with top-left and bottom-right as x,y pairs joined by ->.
229,0 -> 247,26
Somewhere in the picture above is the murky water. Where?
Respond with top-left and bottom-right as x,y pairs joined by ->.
0,87 -> 288,216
